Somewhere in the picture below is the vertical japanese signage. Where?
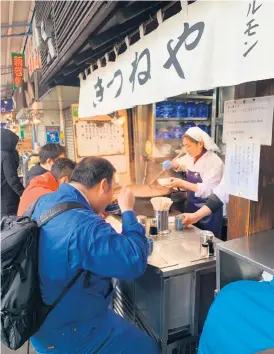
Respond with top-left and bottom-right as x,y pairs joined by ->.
11,53 -> 25,90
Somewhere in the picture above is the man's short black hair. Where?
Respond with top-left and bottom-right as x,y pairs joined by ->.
70,157 -> 116,188
39,143 -> 65,164
51,158 -> 76,181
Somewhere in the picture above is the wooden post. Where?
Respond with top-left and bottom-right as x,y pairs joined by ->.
227,79 -> 274,240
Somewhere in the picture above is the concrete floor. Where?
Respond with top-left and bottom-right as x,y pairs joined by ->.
1,342 -> 36,354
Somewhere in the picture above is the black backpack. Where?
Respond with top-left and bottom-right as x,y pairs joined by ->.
1,202 -> 86,350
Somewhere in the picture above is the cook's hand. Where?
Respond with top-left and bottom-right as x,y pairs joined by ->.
118,185 -> 135,213
166,177 -> 185,189
181,213 -> 199,226
162,160 -> 175,170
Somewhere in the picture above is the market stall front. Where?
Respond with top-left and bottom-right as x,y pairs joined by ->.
75,1 -> 274,353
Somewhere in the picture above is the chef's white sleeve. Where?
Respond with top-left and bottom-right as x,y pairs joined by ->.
213,175 -> 228,204
174,155 -> 188,172
205,176 -> 229,213
195,163 -> 224,199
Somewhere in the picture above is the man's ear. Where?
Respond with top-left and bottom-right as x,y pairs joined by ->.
59,176 -> 69,185
100,178 -> 109,193
45,158 -> 54,169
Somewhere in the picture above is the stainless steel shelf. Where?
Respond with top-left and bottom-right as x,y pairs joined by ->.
156,118 -> 209,122
216,229 -> 274,291
168,95 -> 213,100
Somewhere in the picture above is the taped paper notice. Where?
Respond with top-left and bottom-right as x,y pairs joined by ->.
225,139 -> 260,201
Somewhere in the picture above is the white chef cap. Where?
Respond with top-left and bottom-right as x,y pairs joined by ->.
184,127 -> 220,152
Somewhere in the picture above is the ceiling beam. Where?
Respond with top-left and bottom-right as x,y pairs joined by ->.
5,0 -> 15,89
1,32 -> 32,38
115,1 -> 163,23
20,0 -> 35,54
40,1 -> 119,85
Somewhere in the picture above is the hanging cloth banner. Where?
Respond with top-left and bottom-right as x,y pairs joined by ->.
79,1 -> 274,118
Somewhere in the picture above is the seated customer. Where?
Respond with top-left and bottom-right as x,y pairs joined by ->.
27,143 -> 65,185
31,157 -> 159,354
18,158 -> 75,216
198,278 -> 274,354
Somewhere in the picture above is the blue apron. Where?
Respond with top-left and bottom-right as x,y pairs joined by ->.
185,170 -> 223,237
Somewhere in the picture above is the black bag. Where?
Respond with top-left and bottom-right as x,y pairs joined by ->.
1,202 -> 87,350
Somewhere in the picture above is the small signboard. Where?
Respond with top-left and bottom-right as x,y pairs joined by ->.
1,98 -> 13,113
46,126 -> 60,143
11,53 -> 25,90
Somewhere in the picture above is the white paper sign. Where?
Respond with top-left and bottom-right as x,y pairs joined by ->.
225,139 -> 261,201
223,96 -> 274,146
79,1 -> 274,117
75,121 -> 125,157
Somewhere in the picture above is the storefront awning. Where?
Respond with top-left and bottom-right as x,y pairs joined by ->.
79,1 -> 274,118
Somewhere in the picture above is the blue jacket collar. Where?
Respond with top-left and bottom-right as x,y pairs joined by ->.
59,183 -> 92,210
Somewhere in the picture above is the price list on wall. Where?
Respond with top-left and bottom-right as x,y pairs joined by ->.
225,139 -> 261,201
75,121 -> 125,157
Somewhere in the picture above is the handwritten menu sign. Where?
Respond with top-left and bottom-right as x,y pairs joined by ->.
225,139 -> 260,201
223,96 -> 274,146
75,121 -> 125,157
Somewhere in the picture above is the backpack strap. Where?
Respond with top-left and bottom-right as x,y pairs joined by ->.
48,269 -> 84,313
23,198 -> 41,218
36,202 -> 87,227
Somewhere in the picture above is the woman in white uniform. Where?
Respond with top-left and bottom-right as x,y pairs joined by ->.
163,127 -> 224,237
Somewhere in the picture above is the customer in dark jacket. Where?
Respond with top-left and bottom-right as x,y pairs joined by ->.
1,128 -> 24,217
27,143 -> 65,185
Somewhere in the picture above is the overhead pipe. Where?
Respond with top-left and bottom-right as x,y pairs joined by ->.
1,23 -> 31,29
1,32 -> 32,38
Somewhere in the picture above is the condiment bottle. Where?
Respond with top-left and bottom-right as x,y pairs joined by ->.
201,242 -> 209,258
149,218 -> 158,238
207,236 -> 215,257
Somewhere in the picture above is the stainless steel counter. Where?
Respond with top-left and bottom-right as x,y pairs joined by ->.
107,215 -> 220,275
148,221 -> 221,277
216,228 -> 274,291
110,217 -> 220,354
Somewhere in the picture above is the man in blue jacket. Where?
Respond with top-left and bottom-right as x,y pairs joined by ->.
198,278 -> 274,354
31,157 -> 159,354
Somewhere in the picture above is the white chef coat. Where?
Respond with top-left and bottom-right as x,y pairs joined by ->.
175,151 -> 224,199
213,175 -> 229,204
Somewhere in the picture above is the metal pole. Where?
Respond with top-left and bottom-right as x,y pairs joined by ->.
1,23 -> 31,28
1,32 -> 32,38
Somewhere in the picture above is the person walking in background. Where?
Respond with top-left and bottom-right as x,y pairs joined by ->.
18,158 -> 76,216
26,143 -> 65,185
30,156 -> 159,354
1,128 -> 24,218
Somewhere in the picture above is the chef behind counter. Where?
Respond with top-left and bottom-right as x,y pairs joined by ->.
162,127 -> 224,238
